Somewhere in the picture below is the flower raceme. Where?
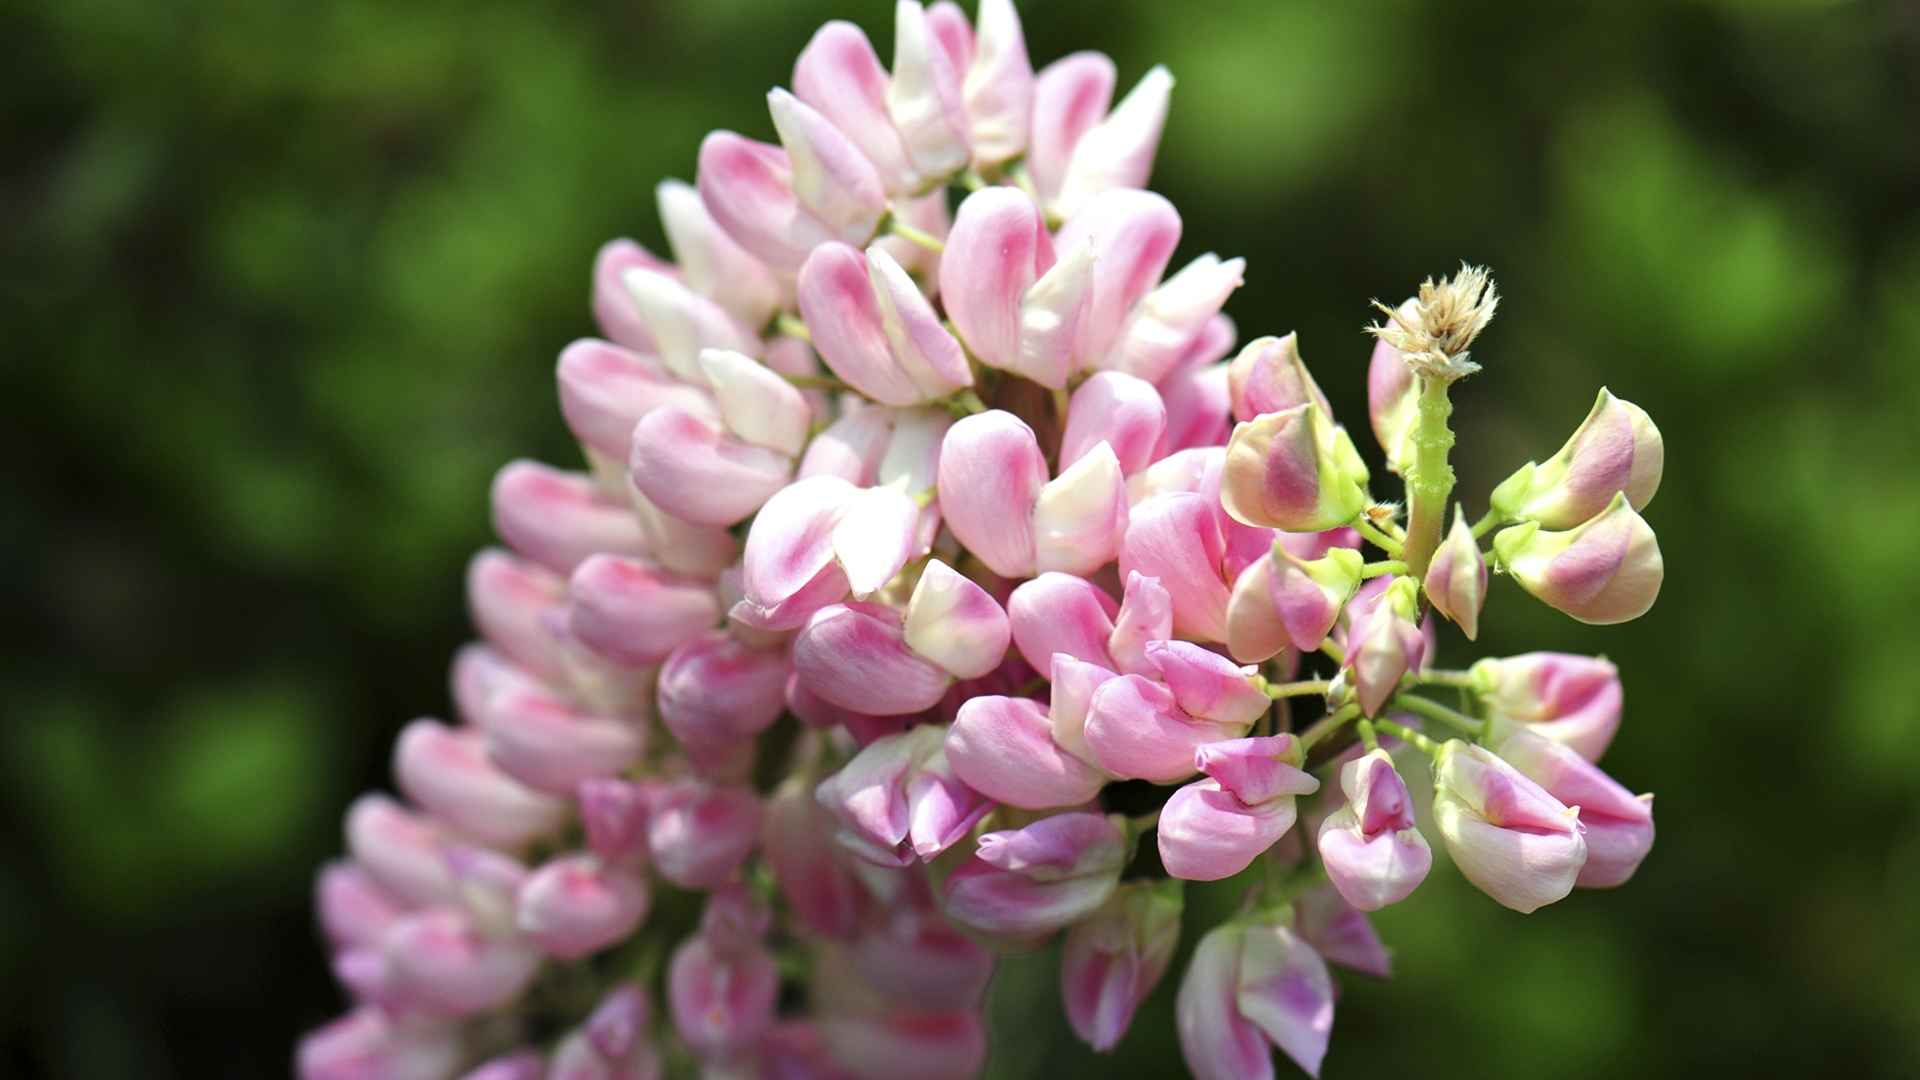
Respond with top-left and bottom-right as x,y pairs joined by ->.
298,3 -> 1669,1077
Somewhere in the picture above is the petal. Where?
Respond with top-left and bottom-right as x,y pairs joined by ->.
947,696 -> 1106,810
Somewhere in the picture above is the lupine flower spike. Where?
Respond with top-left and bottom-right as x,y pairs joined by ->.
300,6 -> 1667,1077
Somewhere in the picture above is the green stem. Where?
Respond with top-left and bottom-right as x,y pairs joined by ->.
1299,703 -> 1361,751
774,312 -> 812,343
1373,717 -> 1443,757
1359,560 -> 1407,579
1352,518 -> 1404,556
1262,678 -> 1330,700
1391,693 -> 1484,737
1414,669 -> 1477,690
958,170 -> 988,192
1319,639 -> 1346,665
1470,508 -> 1507,539
1401,376 -> 1458,578
945,388 -> 989,416
1356,718 -> 1381,752
886,212 -> 946,253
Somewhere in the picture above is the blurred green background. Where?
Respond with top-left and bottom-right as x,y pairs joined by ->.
4,0 -> 1918,1075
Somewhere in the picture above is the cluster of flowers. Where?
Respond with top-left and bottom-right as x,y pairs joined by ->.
297,2 -> 1667,1077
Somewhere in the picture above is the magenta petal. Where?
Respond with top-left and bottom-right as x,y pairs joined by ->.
1157,779 -> 1296,881
1120,492 -> 1232,642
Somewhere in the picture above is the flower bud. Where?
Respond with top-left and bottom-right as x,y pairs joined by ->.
618,266 -> 760,383
480,685 -> 645,795
1007,572 -> 1120,672
1343,576 -> 1423,716
1267,544 -> 1364,653
793,20 -> 918,194
794,601 -> 956,716
1493,492 -> 1663,625
888,0 -> 970,180
584,982 -> 652,1064
1158,735 -> 1318,881
578,778 -> 648,864
1048,654 -> 1118,766
1083,673 -> 1248,783
393,719 -> 567,851
698,347 -> 811,457
1061,371 -> 1167,476
1224,553 -> 1291,665
1053,188 -> 1182,366
852,906 -> 994,1010
1293,884 -> 1391,979
1315,749 -> 1431,910
625,485 -> 739,579
1143,640 -> 1269,727
904,559 -> 1012,680
1365,304 -> 1419,475
555,338 -> 718,463
1156,358 -> 1233,458
766,87 -> 888,244
381,908 -> 542,1016
657,630 -> 790,773
696,131 -> 837,271
941,188 -> 1053,377
316,862 -> 407,951
1060,880 -> 1183,1052
629,404 -> 793,528
818,725 -> 993,866
442,845 -> 528,936
467,548 -> 568,682
936,409 -> 1048,578
1228,333 -> 1331,424
668,933 -> 778,1061
1109,254 -> 1245,384
1424,508 -> 1487,640
1028,52 -> 1116,208
1054,65 -> 1173,218
656,177 -> 782,330
962,0 -> 1033,166
734,474 -> 858,631
947,694 -> 1107,809
345,794 -> 455,907
943,812 -> 1128,937
1033,441 -> 1130,576
567,554 -> 718,667
1431,740 -> 1587,913
590,239 -> 671,353
797,242 -> 972,406
1120,492 -> 1233,641
1175,918 -> 1334,1080
646,782 -> 762,889
1489,388 -> 1663,529
1221,403 -> 1371,533
1470,652 -> 1622,761
1495,731 -> 1654,888
765,777 -> 866,939
297,1008 -> 460,1080
516,853 -> 651,960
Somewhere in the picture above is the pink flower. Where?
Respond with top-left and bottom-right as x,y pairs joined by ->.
1158,735 -> 1319,880
1494,492 -> 1664,625
1424,509 -> 1488,640
297,1008 -> 460,1080
1176,918 -> 1335,1080
392,719 -> 567,851
1490,388 -> 1663,528
646,782 -> 762,889
1471,651 -> 1624,761
1061,881 -> 1183,1052
937,409 -> 1128,577
815,724 -> 993,866
1431,740 -> 1588,913
516,853 -> 651,960
1315,749 -> 1432,910
1495,730 -> 1654,888
942,812 -> 1128,936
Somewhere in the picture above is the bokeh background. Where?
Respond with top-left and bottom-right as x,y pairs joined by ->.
4,0 -> 1918,1075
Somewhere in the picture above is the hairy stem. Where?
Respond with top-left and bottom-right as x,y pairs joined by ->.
1402,376 -> 1457,578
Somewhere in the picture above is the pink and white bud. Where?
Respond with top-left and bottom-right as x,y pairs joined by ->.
941,188 -> 1076,383
942,812 -> 1128,937
467,548 -> 567,681
1053,66 -> 1173,218
819,1010 -> 988,1080
936,409 -> 1048,577
904,559 -> 1011,680
1224,554 -> 1292,665
947,695 -> 1106,809
1084,673 -> 1249,783
1048,654 -> 1117,765
888,0 -> 970,180
345,794 -> 455,907
516,853 -> 651,960
591,239 -> 671,353
1344,576 -> 1423,716
1108,254 -> 1245,384
815,724 -> 993,865
1229,333 -> 1332,424
1495,730 -> 1654,888
1155,360 -> 1233,458
568,554 -> 718,667
668,933 -> 779,1061
629,405 -> 792,527
1315,749 -> 1431,910
765,777 -> 865,938
1366,304 -> 1419,474
297,1008 -> 461,1080
961,0 -> 1032,165
646,782 -> 762,889
381,907 -> 542,1016
696,131 -> 836,271
480,685 -> 645,795
797,242 -> 972,406
1053,188 -> 1182,365
657,630 -> 790,772
317,861 -> 407,951
1158,735 -> 1319,881
656,178 -> 783,330
795,601 -> 955,715
619,266 -> 759,382
1007,572 -> 1120,672
1028,52 -> 1116,207
792,20 -> 917,192
1431,740 -> 1588,913
852,906 -> 994,1009
697,348 -> 811,457
736,475 -> 858,631
1120,493 -> 1232,641
1493,492 -> 1663,625
766,87 -> 889,244
1061,371 -> 1167,476
1424,509 -> 1488,640
393,719 -> 566,850
1176,918 -> 1334,1080
1033,441 -> 1130,575
579,778 -> 648,864
1107,571 -> 1174,675
1470,652 -> 1622,761
1060,880 -> 1183,1052
1264,545 -> 1364,654
1221,403 -> 1371,533
1143,640 -> 1269,727
1490,388 -> 1663,529
555,339 -> 718,462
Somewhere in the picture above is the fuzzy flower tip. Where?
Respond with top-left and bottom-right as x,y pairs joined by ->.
1367,262 -> 1500,381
